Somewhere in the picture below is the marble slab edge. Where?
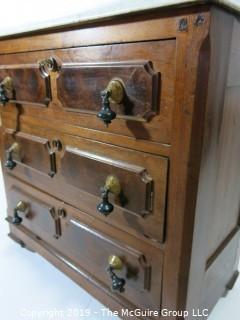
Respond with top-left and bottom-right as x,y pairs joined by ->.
0,0 -> 239,39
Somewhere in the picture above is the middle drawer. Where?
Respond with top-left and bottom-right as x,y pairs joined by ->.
3,128 -> 169,242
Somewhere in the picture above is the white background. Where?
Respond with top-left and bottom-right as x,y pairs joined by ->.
0,0 -> 192,37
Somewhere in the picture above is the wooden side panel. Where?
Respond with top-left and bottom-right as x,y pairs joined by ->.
206,84 -> 240,257
203,12 -> 240,264
186,7 -> 240,317
202,230 -> 240,311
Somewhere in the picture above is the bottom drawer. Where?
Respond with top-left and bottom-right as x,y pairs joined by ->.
5,177 -> 163,311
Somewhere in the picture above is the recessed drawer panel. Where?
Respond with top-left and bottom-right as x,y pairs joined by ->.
56,60 -> 159,121
8,186 -> 59,239
0,64 -> 51,106
3,128 -> 168,243
3,130 -> 58,177
6,180 -> 163,311
62,146 -> 154,217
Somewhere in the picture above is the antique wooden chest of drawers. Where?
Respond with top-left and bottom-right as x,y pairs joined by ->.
0,3 -> 240,320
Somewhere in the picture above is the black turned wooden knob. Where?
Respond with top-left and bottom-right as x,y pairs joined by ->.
4,151 -> 16,170
0,77 -> 13,105
108,267 -> 126,292
4,142 -> 20,170
11,201 -> 28,225
12,208 -> 23,225
107,255 -> 125,292
97,189 -> 114,216
97,80 -> 124,127
97,90 -> 116,127
0,84 -> 9,105
97,176 -> 121,216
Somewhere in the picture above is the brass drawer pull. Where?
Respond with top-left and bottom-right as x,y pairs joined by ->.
97,79 -> 124,127
4,142 -> 20,170
12,201 -> 28,225
107,255 -> 126,293
97,175 -> 121,216
0,77 -> 13,105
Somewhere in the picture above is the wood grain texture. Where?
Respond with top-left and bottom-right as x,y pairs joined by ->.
0,64 -> 51,106
0,6 -> 207,54
2,125 -> 168,243
3,130 -> 57,177
186,7 -> 240,318
57,60 -> 160,120
0,38 -> 176,144
1,112 -> 171,157
61,147 -> 155,217
6,176 -> 163,314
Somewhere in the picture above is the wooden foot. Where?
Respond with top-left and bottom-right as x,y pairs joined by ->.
8,232 -> 36,253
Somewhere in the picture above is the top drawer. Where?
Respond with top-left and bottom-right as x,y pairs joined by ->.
0,40 -> 176,144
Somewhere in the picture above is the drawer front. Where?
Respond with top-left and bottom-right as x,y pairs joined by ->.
6,180 -> 163,311
2,129 -> 168,242
0,39 -> 176,144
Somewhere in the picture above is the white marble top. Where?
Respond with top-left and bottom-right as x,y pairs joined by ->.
0,0 -> 239,38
